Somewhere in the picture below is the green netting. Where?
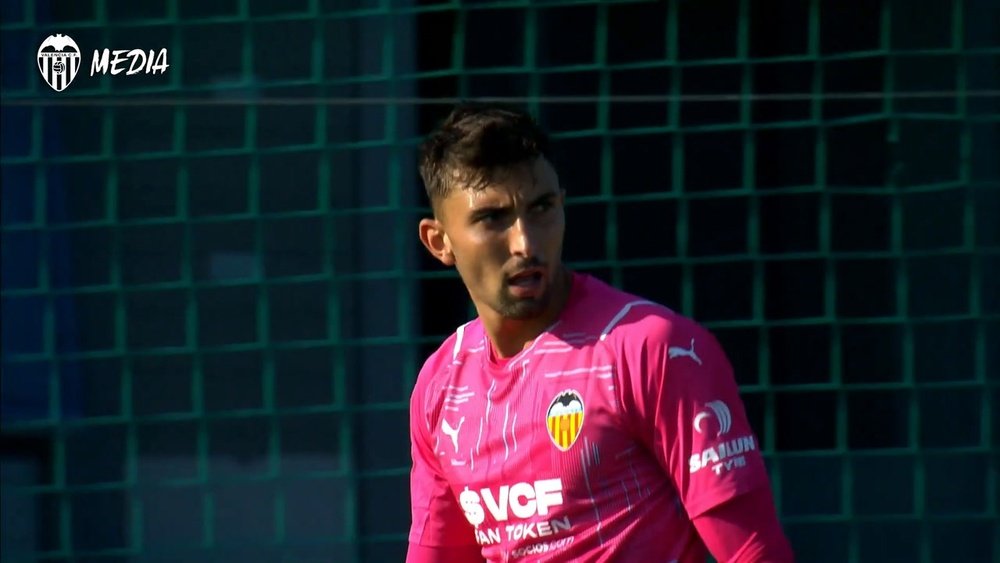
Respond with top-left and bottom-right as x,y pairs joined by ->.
1,0 -> 997,562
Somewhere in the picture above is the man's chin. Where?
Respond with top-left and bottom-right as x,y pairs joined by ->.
497,294 -> 549,320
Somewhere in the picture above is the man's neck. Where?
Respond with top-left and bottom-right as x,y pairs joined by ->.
482,268 -> 573,359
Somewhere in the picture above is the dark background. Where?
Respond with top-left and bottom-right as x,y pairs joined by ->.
2,0 -> 997,561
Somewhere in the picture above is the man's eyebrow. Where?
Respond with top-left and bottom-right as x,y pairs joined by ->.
468,202 -> 511,218
534,190 -> 557,201
469,201 -> 511,212
529,191 -> 558,205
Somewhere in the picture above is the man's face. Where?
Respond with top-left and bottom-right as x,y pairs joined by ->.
431,158 -> 566,320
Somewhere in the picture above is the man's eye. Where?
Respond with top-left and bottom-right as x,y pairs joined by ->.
533,200 -> 553,212
476,211 -> 502,223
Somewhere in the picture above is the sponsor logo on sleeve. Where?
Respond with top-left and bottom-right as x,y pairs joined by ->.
693,400 -> 731,436
689,399 -> 756,476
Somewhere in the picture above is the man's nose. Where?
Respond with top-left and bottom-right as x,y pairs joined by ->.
509,217 -> 537,258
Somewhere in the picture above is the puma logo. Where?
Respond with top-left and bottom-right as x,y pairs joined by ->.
441,417 -> 465,453
668,338 -> 703,366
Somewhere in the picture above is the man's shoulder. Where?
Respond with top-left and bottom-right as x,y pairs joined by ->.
415,318 -> 484,383
572,273 -> 703,347
410,319 -> 484,420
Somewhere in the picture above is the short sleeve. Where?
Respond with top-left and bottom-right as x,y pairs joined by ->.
616,313 -> 770,518
408,365 -> 481,548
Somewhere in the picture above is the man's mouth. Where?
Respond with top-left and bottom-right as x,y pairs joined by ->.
508,269 -> 543,284
507,269 -> 545,294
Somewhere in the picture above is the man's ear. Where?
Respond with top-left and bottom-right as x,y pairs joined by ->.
418,217 -> 455,266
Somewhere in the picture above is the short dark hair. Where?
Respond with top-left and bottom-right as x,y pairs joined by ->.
418,102 -> 551,209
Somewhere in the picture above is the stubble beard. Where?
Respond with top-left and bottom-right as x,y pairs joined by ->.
495,285 -> 552,320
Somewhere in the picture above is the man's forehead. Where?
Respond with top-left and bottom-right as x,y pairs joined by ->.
451,159 -> 559,206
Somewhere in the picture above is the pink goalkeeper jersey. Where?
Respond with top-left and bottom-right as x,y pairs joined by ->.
408,273 -> 770,562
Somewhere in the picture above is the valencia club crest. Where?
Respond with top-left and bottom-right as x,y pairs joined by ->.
546,390 -> 585,451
